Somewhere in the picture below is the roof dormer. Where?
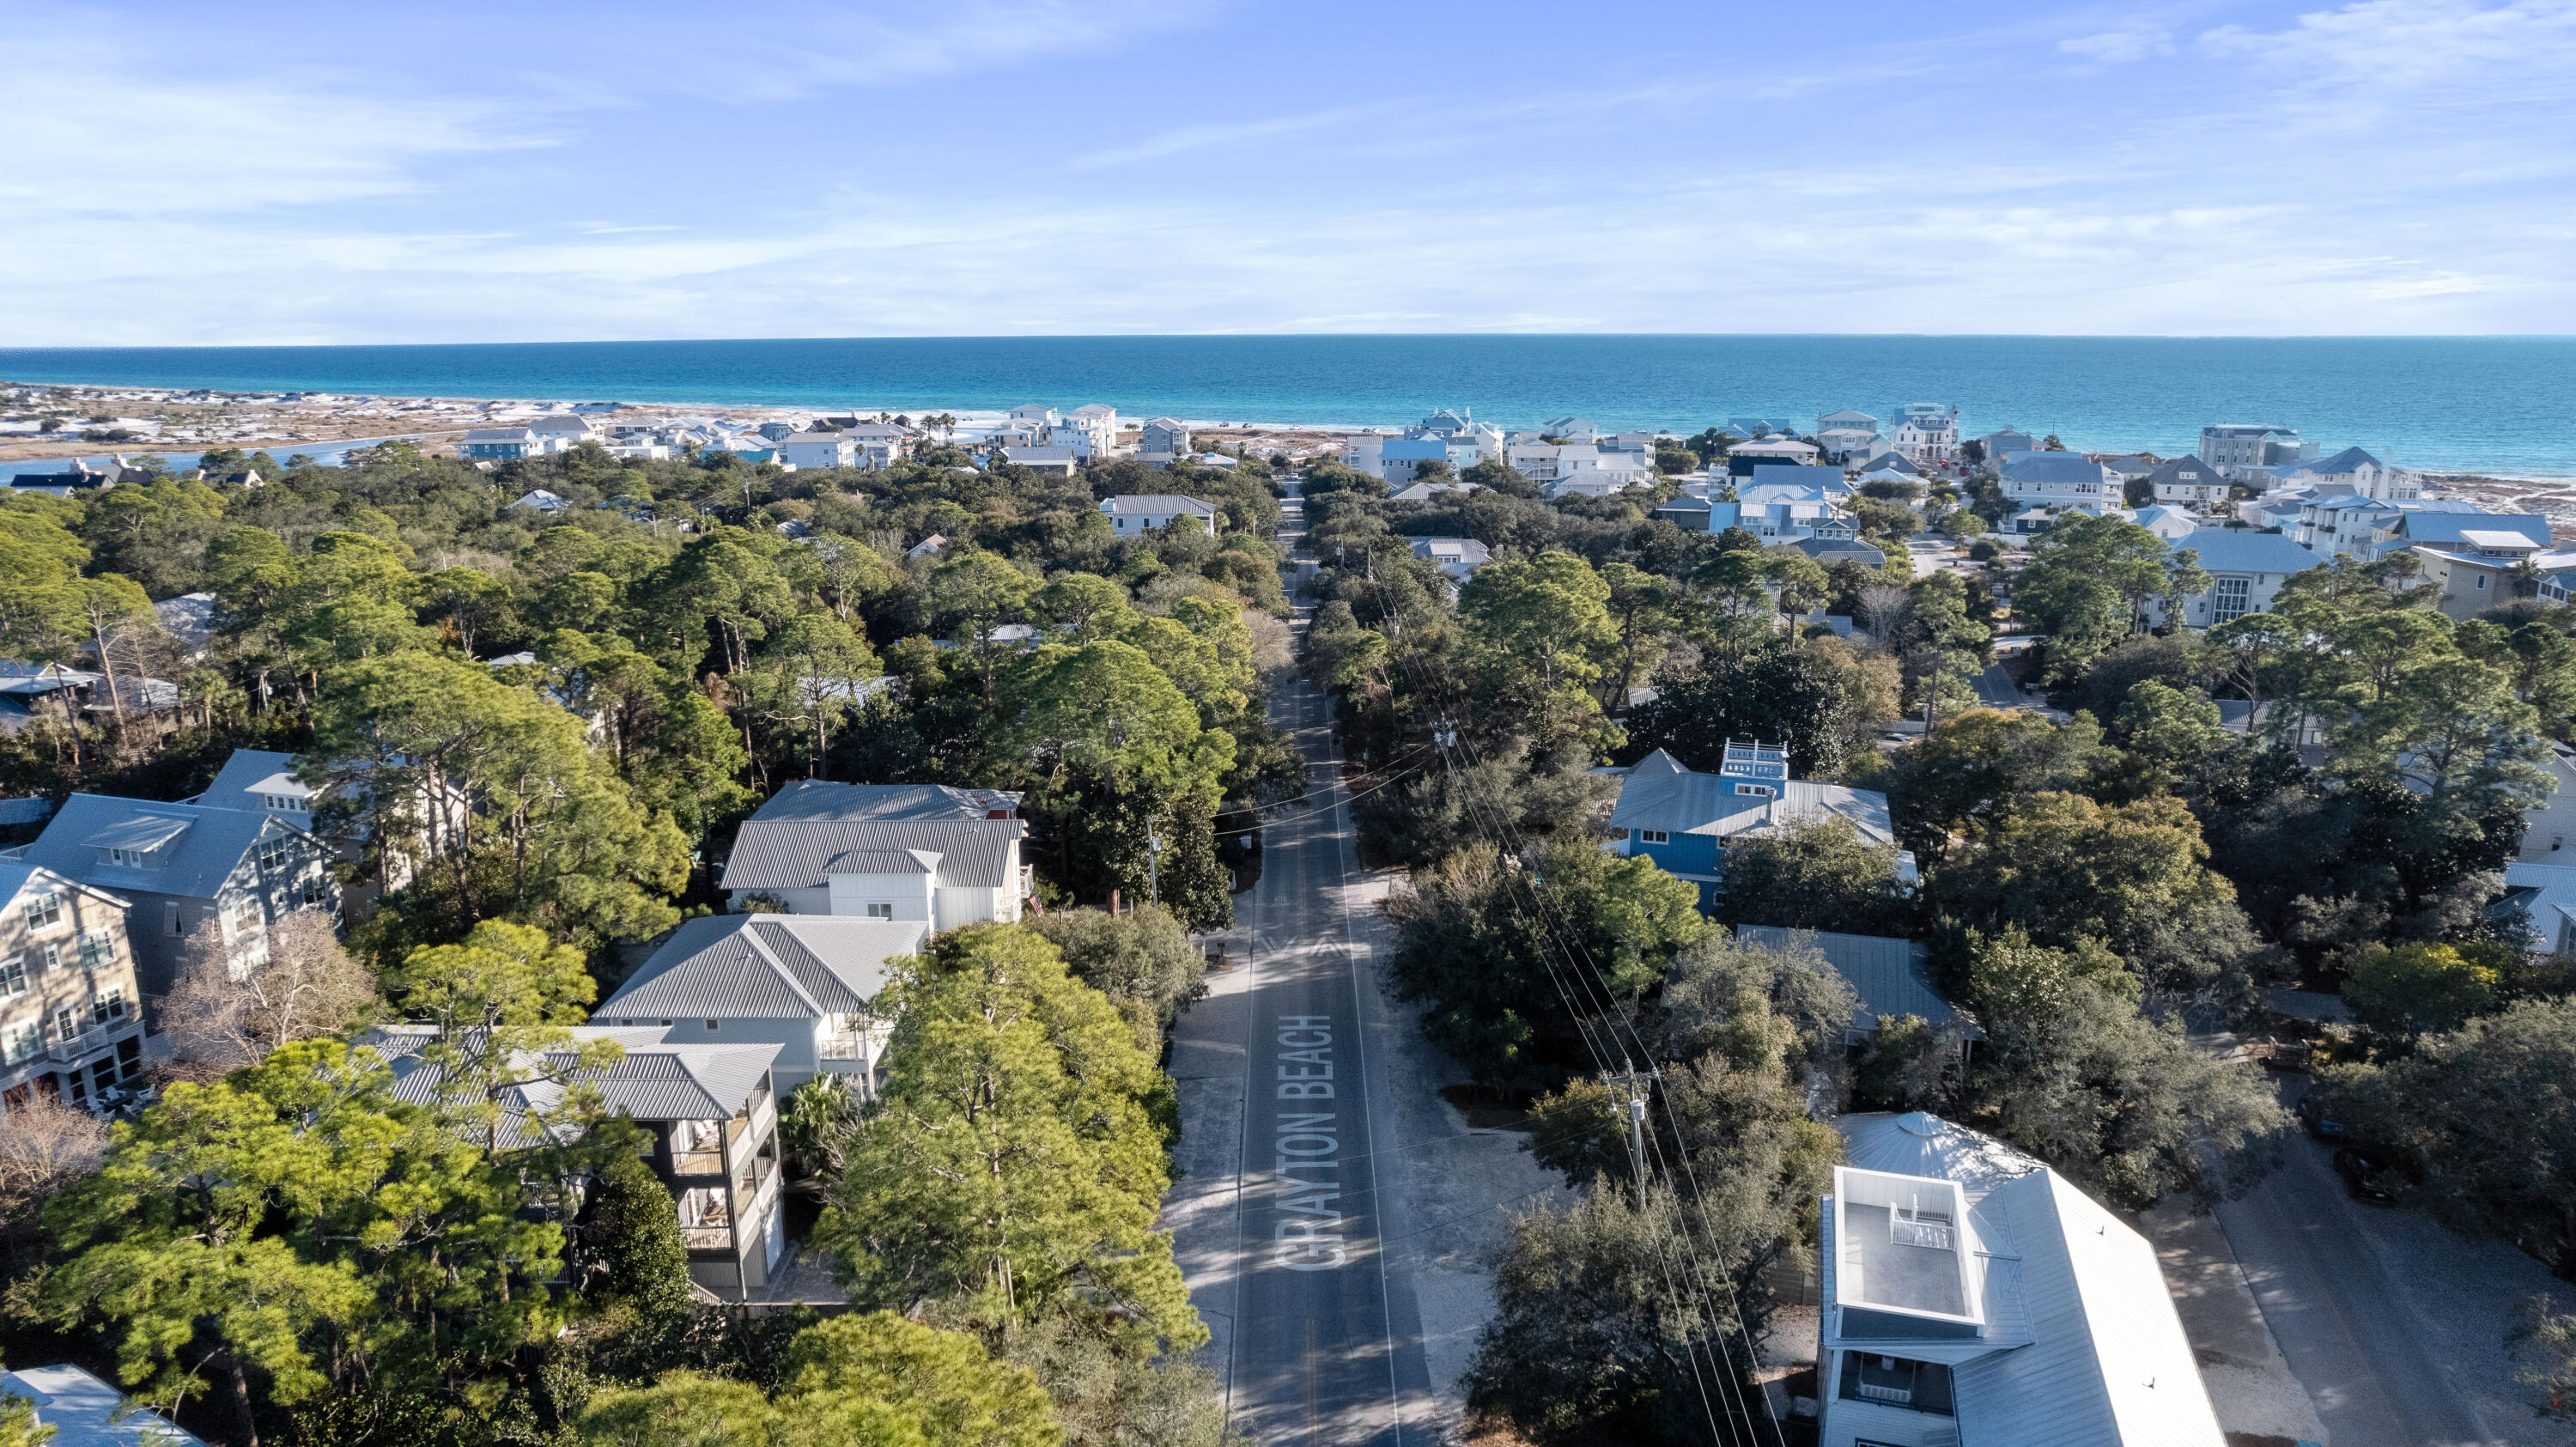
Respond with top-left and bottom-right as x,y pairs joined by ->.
84,813 -> 191,869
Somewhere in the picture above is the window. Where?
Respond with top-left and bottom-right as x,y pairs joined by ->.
1838,1353 -> 1954,1415
3,1022 -> 39,1064
302,878 -> 326,907
705,1019 -> 720,1032
24,891 -> 62,932
94,986 -> 128,1024
0,958 -> 22,996
164,902 -> 184,937
107,847 -> 152,866
865,901 -> 895,921
2213,575 -> 2253,624
78,929 -> 114,969
1638,830 -> 1670,845
1734,783 -> 1777,798
52,1005 -> 82,1044
258,837 -> 290,871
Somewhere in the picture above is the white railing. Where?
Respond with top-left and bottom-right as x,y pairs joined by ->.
1854,1380 -> 1913,1406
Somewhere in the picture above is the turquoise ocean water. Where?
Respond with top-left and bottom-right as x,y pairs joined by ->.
3,335 -> 2571,477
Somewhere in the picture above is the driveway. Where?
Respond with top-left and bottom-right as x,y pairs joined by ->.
2218,1080 -> 2576,1446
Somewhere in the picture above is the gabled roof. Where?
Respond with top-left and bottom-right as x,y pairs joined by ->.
1100,494 -> 1219,517
1857,451 -> 1918,476
605,913 -> 925,1020
1834,1113 -> 2226,1446
372,1024 -> 784,1132
2143,456 -> 2222,488
0,862 -> 129,916
1999,452 -> 2110,485
15,793 -> 319,899
2397,511 -> 2551,548
2304,445 -> 2384,473
1607,748 -> 1896,844
723,781 -> 1024,892
197,747 -> 313,807
2170,529 -> 2323,576
1733,927 -> 1969,1033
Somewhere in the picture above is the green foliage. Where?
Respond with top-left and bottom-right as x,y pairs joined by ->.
1713,813 -> 1916,936
2318,998 -> 2576,1268
2014,514 -> 2210,682
1624,637 -> 1899,781
577,1311 -> 1060,1447
576,1148 -> 697,1359
817,926 -> 1200,1355
2344,940 -> 2504,1042
1025,905 -> 1207,1044
1959,928 -> 2287,1206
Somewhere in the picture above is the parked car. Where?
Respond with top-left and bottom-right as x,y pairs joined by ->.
2333,1147 -> 2401,1206
2296,1092 -> 2344,1138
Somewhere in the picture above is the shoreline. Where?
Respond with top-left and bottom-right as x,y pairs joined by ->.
6,378 -> 2572,487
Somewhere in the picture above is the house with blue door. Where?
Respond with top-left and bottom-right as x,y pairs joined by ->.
1601,744 -> 1916,911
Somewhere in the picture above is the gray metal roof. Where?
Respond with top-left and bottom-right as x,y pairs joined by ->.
748,779 -> 1020,824
1735,927 -> 1967,1032
2000,452 -> 2111,485
16,793 -> 320,901
197,747 -> 313,806
724,781 -> 1024,891
605,914 -> 923,1019
1100,494 -> 1219,517
371,1024 -> 783,1134
1607,749 -> 1895,843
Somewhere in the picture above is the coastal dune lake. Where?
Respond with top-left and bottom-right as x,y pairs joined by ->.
3,333 -> 2571,477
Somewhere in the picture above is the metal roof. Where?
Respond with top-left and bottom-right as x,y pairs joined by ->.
748,779 -> 1019,824
2000,452 -> 2111,485
1607,748 -> 1896,844
198,747 -> 314,806
2171,528 -> 2326,576
1832,1113 -> 2226,1446
372,1024 -> 784,1134
1100,494 -> 1219,516
19,793 -> 320,900
605,914 -> 923,1020
1734,927 -> 1970,1033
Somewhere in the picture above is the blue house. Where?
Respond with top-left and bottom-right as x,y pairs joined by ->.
1603,745 -> 1916,911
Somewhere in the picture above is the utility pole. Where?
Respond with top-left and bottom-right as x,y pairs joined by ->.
1601,1064 -> 1660,1195
1146,816 -> 1163,908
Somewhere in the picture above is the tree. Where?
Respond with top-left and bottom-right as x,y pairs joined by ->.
1933,790 -> 2257,1000
161,910 -> 380,1079
577,1311 -> 1060,1447
1961,928 -> 2288,1206
1898,571 -> 1990,728
572,1148 -> 696,1364
1625,640 -> 1896,781
2343,941 -> 2504,1043
1882,708 -> 2113,866
818,926 -> 1200,1353
1713,814 -> 1914,936
2318,998 -> 2576,1269
2109,679 -> 2229,795
1458,550 -> 1619,748
0,1090 -> 106,1274
2014,515 -> 2209,681
1025,905 -> 1206,1045
745,612 -> 882,778
928,551 -> 1040,703
388,919 -> 618,1155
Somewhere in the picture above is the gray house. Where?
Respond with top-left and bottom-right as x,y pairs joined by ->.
720,781 -> 1030,927
4,793 -> 339,1004
1735,927 -> 1975,1045
374,1024 -> 789,1300
600,914 -> 920,1094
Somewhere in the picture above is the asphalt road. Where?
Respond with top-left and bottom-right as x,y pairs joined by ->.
1163,483 -> 1432,1445
2217,1080 -> 2503,1447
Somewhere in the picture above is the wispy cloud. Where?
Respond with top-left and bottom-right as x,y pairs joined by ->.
2058,26 -> 2175,61
575,224 -> 689,234
1073,104 -> 1399,169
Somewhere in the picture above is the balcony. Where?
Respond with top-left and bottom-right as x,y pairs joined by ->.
733,1153 -> 779,1221
44,1018 -> 137,1064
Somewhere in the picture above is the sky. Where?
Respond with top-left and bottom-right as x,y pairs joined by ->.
3,0 -> 2573,343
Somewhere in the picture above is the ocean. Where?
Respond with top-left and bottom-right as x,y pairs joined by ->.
3,335 -> 2572,477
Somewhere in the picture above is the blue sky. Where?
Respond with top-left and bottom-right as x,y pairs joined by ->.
4,0 -> 2572,342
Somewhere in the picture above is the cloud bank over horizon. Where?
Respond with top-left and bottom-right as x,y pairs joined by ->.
3,0 -> 2571,344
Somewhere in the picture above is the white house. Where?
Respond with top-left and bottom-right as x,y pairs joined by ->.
1996,452 -> 2112,507
507,488 -> 570,512
1730,436 -> 1821,464
720,780 -> 1032,925
463,428 -> 565,461
1407,536 -> 1492,583
2142,455 -> 2228,507
1814,1111 -> 2225,1447
1389,479 -> 1482,503
1006,404 -> 1060,432
2117,504 -> 2199,540
2143,529 -> 2325,629
2198,424 -> 2315,483
1056,404 -> 1119,458
1887,404 -> 1960,469
2269,445 -> 2419,501
1101,494 -> 1221,534
1001,445 -> 1080,475
1,1364 -> 207,1446
777,432 -> 858,470
1974,429 -> 2036,463
1817,410 -> 1882,464
2293,497 -> 2546,564
1543,416 -> 1601,441
600,913 -> 919,1095
2514,745 -> 2576,865
2500,861 -> 2576,953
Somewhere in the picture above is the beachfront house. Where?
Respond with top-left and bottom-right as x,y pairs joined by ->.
1101,494 -> 1221,534
463,428 -> 563,461
2142,529 -> 2325,629
1602,745 -> 1915,912
2294,497 -> 2546,564
2269,445 -> 2417,501
1139,417 -> 1191,460
720,780 -> 1031,925
1057,404 -> 1119,458
1887,404 -> 1960,470
1816,410 -> 1883,464
0,864 -> 146,1114
2198,424 -> 2316,483
1814,1112 -> 2225,1447
1973,429 -> 2036,464
599,913 -> 917,1095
